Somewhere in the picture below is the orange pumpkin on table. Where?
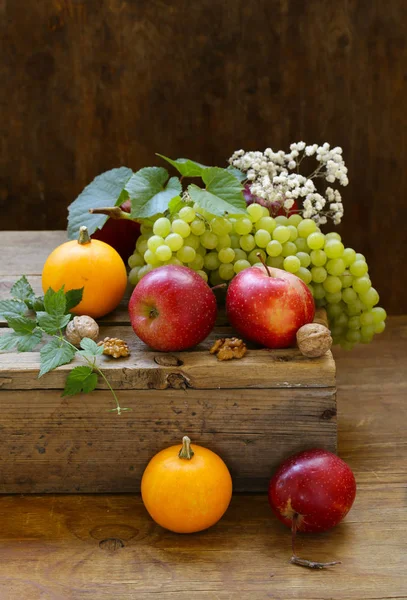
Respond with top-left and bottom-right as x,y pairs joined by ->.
141,436 -> 233,533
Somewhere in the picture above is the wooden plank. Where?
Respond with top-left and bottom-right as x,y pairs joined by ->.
0,231 -> 67,276
0,388 -> 336,493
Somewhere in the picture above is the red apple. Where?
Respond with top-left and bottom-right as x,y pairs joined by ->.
128,265 -> 217,351
91,200 -> 140,262
226,265 -> 315,348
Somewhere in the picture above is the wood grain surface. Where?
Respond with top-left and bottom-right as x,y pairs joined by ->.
1,1 -> 407,313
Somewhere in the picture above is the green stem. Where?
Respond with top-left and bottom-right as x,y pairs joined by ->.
178,436 -> 194,460
78,226 -> 91,244
89,206 -> 135,221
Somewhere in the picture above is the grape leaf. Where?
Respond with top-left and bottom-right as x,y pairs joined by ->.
43,287 -> 66,316
39,338 -> 77,377
188,167 -> 246,217
226,165 -> 247,182
62,366 -> 98,396
65,288 -> 84,312
11,276 -> 36,303
67,167 -> 133,239
0,299 -> 27,318
156,155 -> 208,178
126,168 -> 182,218
168,195 -> 185,215
36,312 -> 72,335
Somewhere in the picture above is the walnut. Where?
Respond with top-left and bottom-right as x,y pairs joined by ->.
296,323 -> 332,357
65,316 -> 99,346
210,337 -> 247,361
98,337 -> 130,358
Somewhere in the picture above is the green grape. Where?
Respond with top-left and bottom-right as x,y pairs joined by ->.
210,217 -> 232,235
200,231 -> 218,249
296,252 -> 311,267
311,266 -> 327,283
287,225 -> 298,241
340,340 -> 355,351
297,218 -> 317,238
307,232 -> 325,250
197,270 -> 208,282
190,219 -> 206,236
288,214 -> 303,226
372,307 -> 387,323
325,291 -> 342,304
331,325 -> 346,337
347,301 -> 364,316
335,313 -> 348,328
326,302 -> 344,318
359,287 -> 379,307
165,233 -> 184,251
153,217 -> 172,237
155,245 -> 172,262
348,316 -> 361,330
172,219 -> 191,238
136,237 -> 149,256
216,234 -> 232,250
341,271 -> 353,288
240,234 -> 256,252
260,206 -> 270,217
275,215 -> 289,225
177,246 -> 196,263
247,203 -> 264,222
167,257 -> 182,266
374,320 -> 386,334
179,206 -> 196,223
196,245 -> 206,257
188,254 -> 204,270
361,324 -> 375,338
147,235 -> 165,252
128,267 -> 141,285
324,239 -> 345,259
350,260 -> 368,277
342,288 -> 358,304
355,253 -> 365,261
140,223 -> 152,235
230,234 -> 240,249
282,241 -> 297,257
323,276 -> 342,294
255,216 -> 276,233
266,240 -> 283,257
297,267 -> 312,284
272,226 -> 290,244
210,269 -> 223,286
360,311 -> 374,326
343,247 -> 356,266
352,276 -> 371,294
234,259 -> 251,273
183,234 -> 200,250
233,248 -> 247,261
144,249 -> 160,266
284,256 -> 301,273
325,232 -> 342,241
219,263 -> 235,280
128,252 -> 144,268
218,247 -> 235,263
204,252 -> 221,270
267,256 -> 284,268
294,237 -> 309,252
138,265 -> 153,280
248,249 -> 266,265
310,249 -> 327,267
311,283 -> 326,300
346,330 -> 361,344
316,297 -> 327,308
326,258 -> 346,276
254,229 -> 271,248
234,218 -> 253,235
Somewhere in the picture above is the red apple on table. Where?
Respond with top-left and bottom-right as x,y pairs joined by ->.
226,264 -> 315,348
128,265 -> 217,351
91,199 -> 140,262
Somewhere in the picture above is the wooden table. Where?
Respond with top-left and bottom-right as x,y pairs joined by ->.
0,232 -> 406,599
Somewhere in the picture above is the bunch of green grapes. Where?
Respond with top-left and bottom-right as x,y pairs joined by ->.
127,203 -> 386,349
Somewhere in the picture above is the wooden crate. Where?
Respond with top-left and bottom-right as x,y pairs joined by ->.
0,232 -> 337,493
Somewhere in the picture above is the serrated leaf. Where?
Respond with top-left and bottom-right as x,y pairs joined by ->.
11,276 -> 36,303
43,287 -> 66,316
62,366 -> 98,396
0,329 -> 42,352
36,312 -> 72,335
31,296 -> 45,312
0,299 -> 27,318
67,167 -> 134,239
226,165 -> 247,182
126,168 -> 182,218
168,195 -> 185,215
157,155 -> 208,177
80,337 -> 103,356
39,338 -> 76,377
65,288 -> 84,312
6,315 -> 37,334
188,168 -> 246,217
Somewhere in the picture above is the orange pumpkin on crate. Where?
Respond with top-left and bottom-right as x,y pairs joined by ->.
141,436 -> 233,533
42,226 -> 127,319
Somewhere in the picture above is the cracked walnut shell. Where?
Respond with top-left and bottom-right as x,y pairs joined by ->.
98,337 -> 130,358
65,316 -> 99,346
210,337 -> 247,361
296,323 -> 332,357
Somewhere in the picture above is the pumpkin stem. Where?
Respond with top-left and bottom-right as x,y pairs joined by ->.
78,226 -> 91,245
178,436 -> 194,460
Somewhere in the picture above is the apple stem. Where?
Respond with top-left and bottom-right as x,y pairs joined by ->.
256,253 -> 271,277
290,513 -> 341,570
178,436 -> 194,460
89,207 -> 135,221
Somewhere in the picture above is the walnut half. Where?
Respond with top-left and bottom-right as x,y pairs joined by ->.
210,337 -> 247,361
98,337 -> 130,358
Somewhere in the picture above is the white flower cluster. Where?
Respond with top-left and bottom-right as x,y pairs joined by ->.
229,142 -> 348,225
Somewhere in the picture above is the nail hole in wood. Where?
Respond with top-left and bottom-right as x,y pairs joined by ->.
99,538 -> 125,552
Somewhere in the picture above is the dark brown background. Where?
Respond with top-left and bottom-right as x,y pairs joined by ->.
1,0 -> 406,313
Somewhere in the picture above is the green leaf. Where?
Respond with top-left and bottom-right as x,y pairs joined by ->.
62,366 -> 98,396
36,312 -> 72,335
168,195 -> 186,215
43,287 -> 66,316
11,276 -> 36,303
188,168 -> 246,217
0,299 -> 27,318
6,315 -> 37,334
79,337 -> 104,356
157,155 -> 208,178
226,165 -> 247,182
67,167 -> 134,239
0,329 -> 43,352
39,338 -> 77,377
65,288 -> 84,312
126,168 -> 182,218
